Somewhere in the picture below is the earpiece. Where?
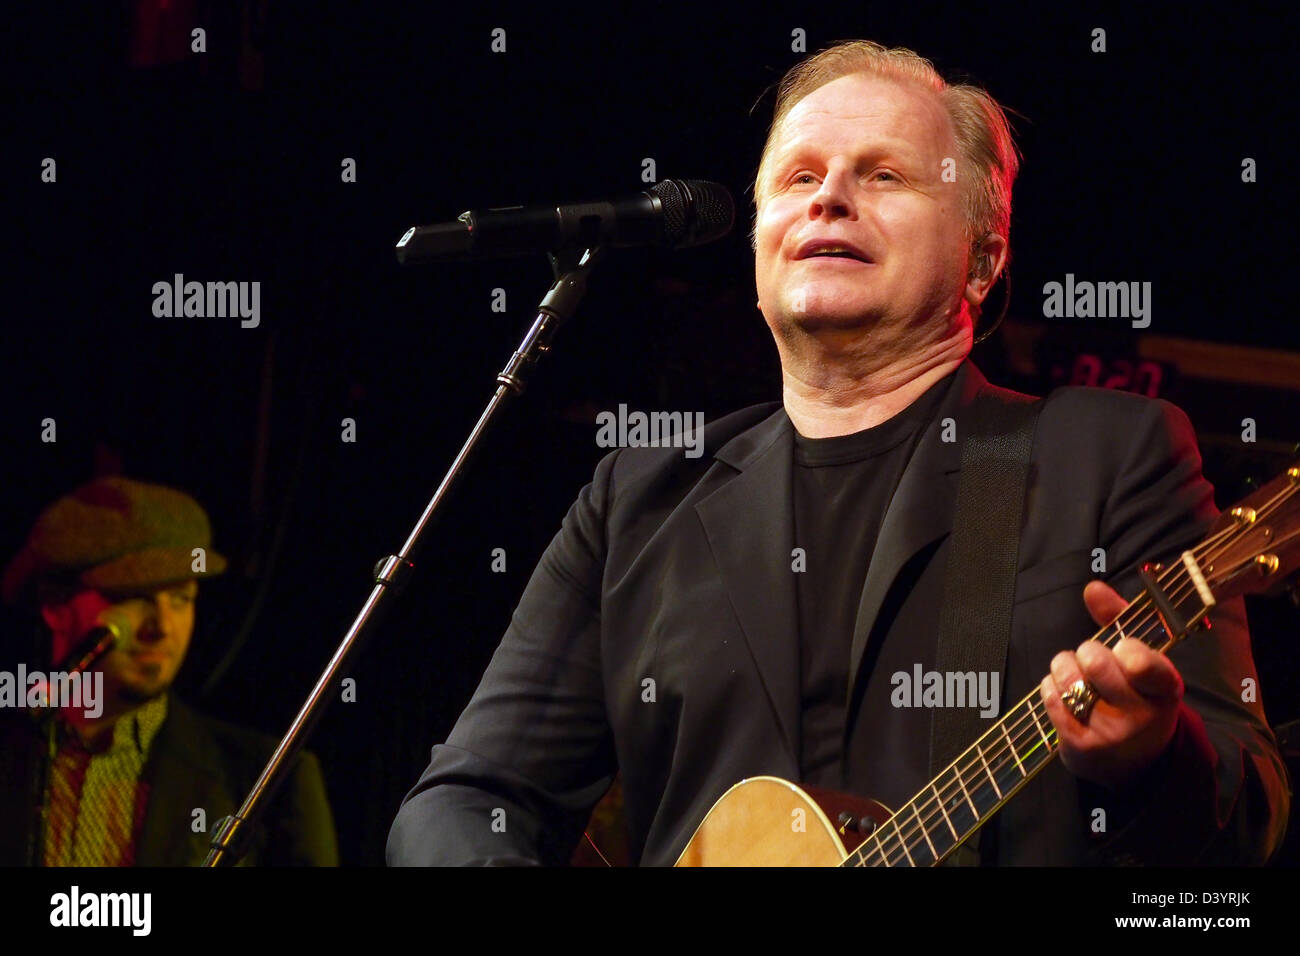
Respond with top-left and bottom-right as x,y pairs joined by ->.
969,236 -> 993,281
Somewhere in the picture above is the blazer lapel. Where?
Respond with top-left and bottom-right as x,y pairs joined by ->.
694,407 -> 801,767
137,696 -> 225,866
846,361 -> 990,702
689,360 -> 996,771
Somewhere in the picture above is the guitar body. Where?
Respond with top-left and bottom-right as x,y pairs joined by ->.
674,776 -> 892,866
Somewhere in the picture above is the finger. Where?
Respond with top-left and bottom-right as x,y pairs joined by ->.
1048,649 -> 1085,699
1040,674 -> 1087,746
1075,639 -> 1132,701
1047,649 -> 1108,731
1083,580 -> 1129,629
1112,637 -> 1183,701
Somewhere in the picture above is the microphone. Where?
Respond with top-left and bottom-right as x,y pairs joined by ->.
395,179 -> 735,265
56,622 -> 125,675
26,620 -> 125,719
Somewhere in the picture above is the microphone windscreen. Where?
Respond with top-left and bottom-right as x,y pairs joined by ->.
650,180 -> 734,248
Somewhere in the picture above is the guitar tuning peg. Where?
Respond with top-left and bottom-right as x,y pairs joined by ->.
836,811 -> 879,835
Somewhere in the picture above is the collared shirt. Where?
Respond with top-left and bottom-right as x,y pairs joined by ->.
42,694 -> 168,867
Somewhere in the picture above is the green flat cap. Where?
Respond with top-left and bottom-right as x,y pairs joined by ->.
2,476 -> 228,606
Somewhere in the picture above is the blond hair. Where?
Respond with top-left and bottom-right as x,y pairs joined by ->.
753,40 -> 1020,252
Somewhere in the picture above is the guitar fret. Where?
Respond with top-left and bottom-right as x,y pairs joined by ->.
1000,722 -> 1027,776
873,477 -> 1289,868
869,832 -> 889,867
953,766 -> 980,820
1029,702 -> 1052,750
976,741 -> 1002,798
675,470 -> 1300,869
911,802 -> 938,860
893,819 -> 916,867
932,782 -> 958,839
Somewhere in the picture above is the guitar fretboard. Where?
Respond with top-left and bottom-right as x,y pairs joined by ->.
841,550 -> 1215,867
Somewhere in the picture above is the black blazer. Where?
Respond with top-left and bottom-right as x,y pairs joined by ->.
387,360 -> 1290,866
0,695 -> 339,866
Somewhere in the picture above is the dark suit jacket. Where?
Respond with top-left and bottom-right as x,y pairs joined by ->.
387,360 -> 1290,866
0,695 -> 339,866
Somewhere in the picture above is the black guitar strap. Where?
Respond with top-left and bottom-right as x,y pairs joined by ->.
928,389 -> 1042,866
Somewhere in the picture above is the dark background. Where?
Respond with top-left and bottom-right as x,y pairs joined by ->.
5,2 -> 1298,865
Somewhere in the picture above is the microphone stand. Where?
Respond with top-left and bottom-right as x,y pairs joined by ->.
203,243 -> 605,866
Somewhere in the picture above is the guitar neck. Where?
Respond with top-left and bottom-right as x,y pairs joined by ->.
841,554 -> 1213,867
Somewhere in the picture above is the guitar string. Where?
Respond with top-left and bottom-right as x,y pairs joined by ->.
841,485 -> 1294,867
849,587 -> 1177,867
852,538 -> 1227,868
847,532 -> 1218,866
852,566 -> 1202,866
907,492 -> 1300,866
852,484 -> 1299,868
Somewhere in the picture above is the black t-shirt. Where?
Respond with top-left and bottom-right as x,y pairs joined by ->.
792,372 -> 956,788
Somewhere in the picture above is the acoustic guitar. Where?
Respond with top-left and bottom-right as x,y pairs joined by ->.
675,463 -> 1300,866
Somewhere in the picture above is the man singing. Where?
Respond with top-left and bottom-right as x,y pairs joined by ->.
0,476 -> 339,866
387,40 -> 1289,866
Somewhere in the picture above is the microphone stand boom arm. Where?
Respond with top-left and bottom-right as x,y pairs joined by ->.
203,244 -> 605,866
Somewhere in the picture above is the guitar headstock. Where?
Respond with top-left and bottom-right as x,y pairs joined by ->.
1202,464 -> 1300,602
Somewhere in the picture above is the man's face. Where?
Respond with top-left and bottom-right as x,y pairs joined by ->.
754,73 -> 971,342
43,580 -> 198,705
